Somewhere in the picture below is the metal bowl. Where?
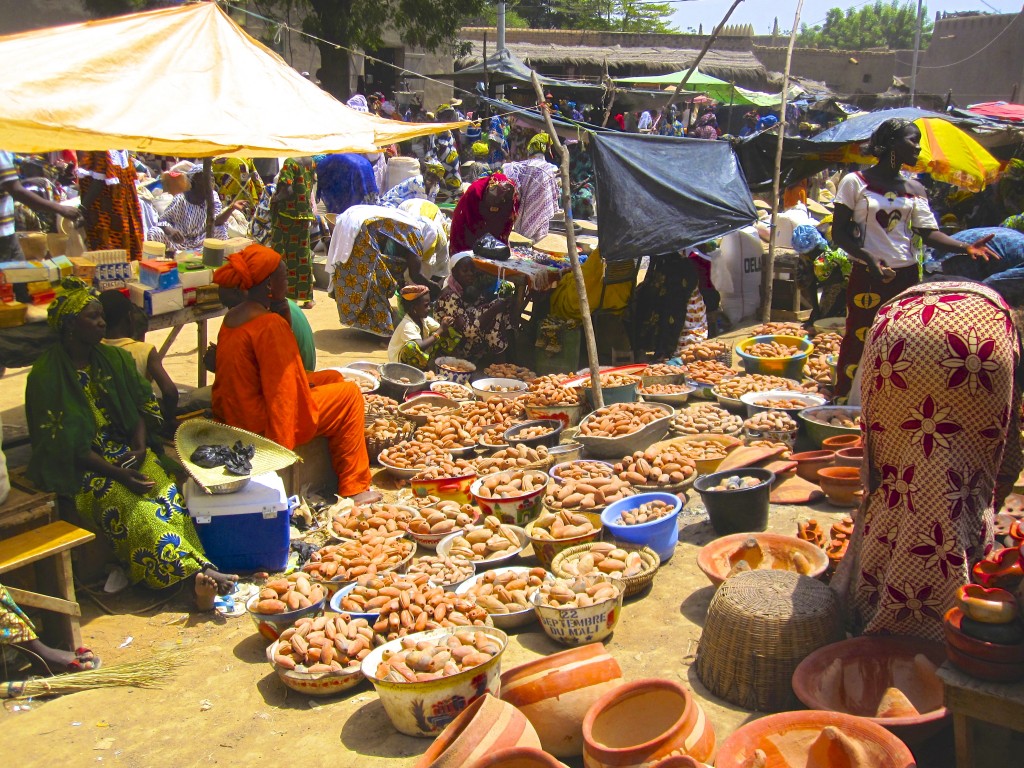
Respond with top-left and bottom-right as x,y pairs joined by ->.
574,402 -> 674,459
455,566 -> 550,629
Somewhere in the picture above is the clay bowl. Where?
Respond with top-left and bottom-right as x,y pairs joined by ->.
792,635 -> 949,745
956,584 -> 1019,624
790,449 -> 835,483
714,710 -> 916,768
943,607 -> 1024,666
467,747 -> 569,768
972,545 -> 1024,590
816,465 -> 863,507
834,445 -> 865,468
821,433 -> 862,451
696,532 -> 829,587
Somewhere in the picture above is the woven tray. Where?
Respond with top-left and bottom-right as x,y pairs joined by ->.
175,418 -> 300,494
551,542 -> 660,598
364,412 -> 417,464
694,569 -> 843,712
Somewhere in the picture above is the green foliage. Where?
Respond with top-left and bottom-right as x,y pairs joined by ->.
510,0 -> 676,33
797,1 -> 932,50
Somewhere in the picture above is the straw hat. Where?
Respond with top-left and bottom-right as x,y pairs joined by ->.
175,418 -> 299,494
532,233 -> 571,256
753,199 -> 773,211
509,232 -> 533,247
806,199 -> 830,217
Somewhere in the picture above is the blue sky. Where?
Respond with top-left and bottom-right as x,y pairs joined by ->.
670,1 -> 1016,36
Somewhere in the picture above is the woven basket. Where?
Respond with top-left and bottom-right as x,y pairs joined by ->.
364,412 -> 417,464
695,569 -> 844,713
551,542 -> 660,598
175,418 -> 300,494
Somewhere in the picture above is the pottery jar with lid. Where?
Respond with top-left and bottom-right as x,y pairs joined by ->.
582,678 -> 716,768
415,694 -> 541,768
500,643 -> 625,758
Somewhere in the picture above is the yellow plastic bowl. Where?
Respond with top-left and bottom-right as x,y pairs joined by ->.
735,335 -> 814,379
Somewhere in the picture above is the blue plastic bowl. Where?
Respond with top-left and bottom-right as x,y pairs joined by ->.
600,492 -> 682,563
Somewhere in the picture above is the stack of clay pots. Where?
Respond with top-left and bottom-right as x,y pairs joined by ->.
796,516 -> 855,577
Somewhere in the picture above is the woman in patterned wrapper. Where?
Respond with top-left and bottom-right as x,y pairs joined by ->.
146,163 -> 244,254
831,118 -> 998,399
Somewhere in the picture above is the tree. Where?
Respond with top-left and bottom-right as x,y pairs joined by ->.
504,0 -> 676,33
797,1 -> 932,50
615,1 -> 677,33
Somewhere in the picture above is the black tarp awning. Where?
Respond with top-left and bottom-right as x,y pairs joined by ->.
432,49 -> 605,94
591,133 -> 757,261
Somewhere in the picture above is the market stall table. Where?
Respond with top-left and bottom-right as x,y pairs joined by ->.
936,661 -> 1024,768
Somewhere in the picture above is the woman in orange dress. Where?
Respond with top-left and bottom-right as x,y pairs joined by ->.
77,150 -> 144,260
211,245 -> 373,499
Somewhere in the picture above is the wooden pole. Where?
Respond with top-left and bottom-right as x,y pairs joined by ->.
761,0 -> 804,323
531,71 -> 604,409
203,157 -> 214,237
662,0 -> 745,115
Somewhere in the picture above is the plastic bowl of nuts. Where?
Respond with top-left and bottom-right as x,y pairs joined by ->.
600,492 -> 683,563
740,389 -> 827,419
436,517 -> 528,567
525,509 -> 604,571
504,419 -> 564,450
735,335 -> 814,380
470,469 -> 550,526
434,356 -> 477,385
531,574 -> 624,646
456,566 -> 551,629
471,377 -> 529,401
742,410 -> 800,448
798,405 -> 863,447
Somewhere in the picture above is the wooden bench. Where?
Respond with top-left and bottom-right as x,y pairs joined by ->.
937,661 -> 1024,767
0,520 -> 95,648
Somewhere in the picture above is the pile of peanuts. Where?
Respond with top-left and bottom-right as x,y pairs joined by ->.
753,396 -> 812,410
253,573 -> 327,614
475,444 -> 548,474
744,410 -> 799,433
639,383 -> 692,395
375,630 -> 501,682
825,413 -> 861,427
438,359 -> 475,373
379,440 -> 453,470
478,382 -> 526,393
641,363 -> 689,377
403,400 -> 459,418
407,500 -> 477,538
511,424 -> 555,440
365,394 -> 399,409
444,516 -> 522,561
406,555 -> 475,586
273,614 -> 372,673
582,373 -> 640,389
461,398 -> 527,425
744,340 -> 799,358
616,499 -> 675,525
812,332 -> 842,357
579,403 -> 668,438
431,382 -> 473,400
670,403 -> 743,435
485,363 -> 536,381
477,424 -> 511,447
747,439 -> 793,458
678,340 -> 730,363
712,374 -> 801,400
552,460 -> 615,483
543,475 -> 635,510
752,322 -> 808,337
365,416 -> 414,444
669,438 -> 731,462
302,537 -> 414,582
560,543 -> 647,579
613,448 -> 696,487
686,360 -> 735,385
536,575 -> 620,609
373,579 -> 492,643
530,510 -> 596,540
525,374 -> 580,406
464,568 -> 548,614
474,469 -> 549,499
331,503 -> 413,540
411,460 -> 477,481
803,356 -> 833,386
332,573 -> 403,614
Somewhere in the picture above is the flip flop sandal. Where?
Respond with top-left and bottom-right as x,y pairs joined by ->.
74,646 -> 97,661
67,656 -> 101,673
214,594 -> 245,617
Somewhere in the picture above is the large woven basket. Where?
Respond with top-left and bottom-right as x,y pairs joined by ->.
551,542 -> 660,598
695,569 -> 843,713
175,418 -> 300,494
364,411 -> 417,464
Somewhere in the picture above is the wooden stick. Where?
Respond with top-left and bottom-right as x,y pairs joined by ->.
203,157 -> 214,237
530,71 -> 604,409
761,0 -> 805,323
663,0 -> 745,115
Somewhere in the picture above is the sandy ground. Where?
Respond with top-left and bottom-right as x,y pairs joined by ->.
1,289 -> 1016,766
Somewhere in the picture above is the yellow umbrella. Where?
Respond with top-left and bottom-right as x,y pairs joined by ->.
838,117 -> 1001,192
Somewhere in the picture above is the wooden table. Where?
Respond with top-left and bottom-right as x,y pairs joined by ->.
146,304 -> 226,387
937,661 -> 1024,767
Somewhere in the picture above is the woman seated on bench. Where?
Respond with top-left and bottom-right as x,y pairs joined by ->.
1,582 -> 100,673
25,278 -> 236,611
211,244 -> 376,501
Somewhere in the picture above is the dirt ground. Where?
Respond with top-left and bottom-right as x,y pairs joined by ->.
0,291 -> 1015,766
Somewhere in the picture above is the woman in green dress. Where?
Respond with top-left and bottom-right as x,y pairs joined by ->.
270,157 -> 317,307
25,278 -> 236,610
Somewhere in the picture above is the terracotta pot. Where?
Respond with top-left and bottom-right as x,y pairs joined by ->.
831,516 -> 855,539
945,642 -> 1024,683
834,446 -> 865,468
821,434 -> 861,451
790,450 -> 835,483
942,607 -> 1024,666
649,758 -> 706,768
972,546 -> 1024,590
467,747 -> 569,768
582,678 -> 716,768
816,466 -> 863,507
415,694 -> 542,768
797,518 -> 828,548
956,584 -> 1019,624
500,643 -> 624,758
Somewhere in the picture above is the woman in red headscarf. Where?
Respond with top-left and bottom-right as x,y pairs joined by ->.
449,173 -> 520,254
211,245 -> 373,500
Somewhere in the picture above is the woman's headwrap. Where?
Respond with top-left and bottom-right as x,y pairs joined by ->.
400,284 -> 429,302
185,162 -> 204,180
346,95 -> 369,113
791,224 -> 827,255
485,175 -> 516,207
423,158 -> 446,179
867,117 -> 914,158
527,133 -> 552,156
449,251 -> 473,271
213,244 -> 282,290
48,277 -> 99,331
472,141 -> 490,158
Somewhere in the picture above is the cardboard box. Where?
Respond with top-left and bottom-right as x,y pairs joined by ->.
49,255 -> 73,278
69,256 -> 96,282
127,281 -> 184,316
0,301 -> 27,327
178,265 -> 212,289
139,259 -> 180,290
83,249 -> 128,264
95,262 -> 132,282
182,286 -> 197,307
0,260 -> 48,283
95,279 -> 127,292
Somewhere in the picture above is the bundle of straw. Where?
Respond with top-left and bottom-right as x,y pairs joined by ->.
2,648 -> 185,700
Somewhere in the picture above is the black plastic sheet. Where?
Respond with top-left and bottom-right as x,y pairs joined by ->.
591,133 -> 757,261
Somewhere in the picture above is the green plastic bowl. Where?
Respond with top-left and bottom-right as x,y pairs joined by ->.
798,405 -> 862,448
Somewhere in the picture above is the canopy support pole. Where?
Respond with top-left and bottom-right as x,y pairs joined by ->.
203,158 -> 214,237
663,0 -> 744,115
761,0 -> 804,323
531,71 -> 604,409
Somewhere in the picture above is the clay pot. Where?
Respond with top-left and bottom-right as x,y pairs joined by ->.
815,466 -> 863,507
797,518 -> 828,549
582,678 -> 716,768
1009,520 -> 1024,546
834,446 -> 865,468
831,516 -> 855,539
821,434 -> 861,451
972,546 -> 1024,590
415,694 -> 542,768
956,584 -> 1019,624
649,758 -> 705,768
467,747 -> 569,768
500,643 -> 625,758
790,450 -> 835,484
943,607 -> 1024,666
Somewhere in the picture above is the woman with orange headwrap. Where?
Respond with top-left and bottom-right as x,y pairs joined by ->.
211,245 -> 373,500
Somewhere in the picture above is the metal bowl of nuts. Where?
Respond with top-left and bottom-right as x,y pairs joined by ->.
740,390 -> 827,419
